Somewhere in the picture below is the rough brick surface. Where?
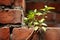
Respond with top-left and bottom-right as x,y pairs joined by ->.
44,27 -> 60,40
0,10 -> 22,24
12,27 -> 34,40
0,0 -> 13,6
14,0 -> 26,10
0,27 -> 10,40
0,0 -> 25,8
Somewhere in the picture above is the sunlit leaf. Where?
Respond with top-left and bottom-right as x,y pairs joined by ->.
47,7 -> 55,10
39,18 -> 45,23
42,27 -> 47,32
34,26 -> 39,31
41,23 -> 47,26
36,12 -> 42,16
45,5 -> 48,8
34,9 -> 37,13
24,17 -> 28,22
34,22 -> 39,25
24,17 -> 28,21
40,5 -> 55,11
40,9 -> 45,11
27,12 -> 35,19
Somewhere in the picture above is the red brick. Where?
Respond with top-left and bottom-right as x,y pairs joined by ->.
26,2 -> 44,10
55,14 -> 60,23
14,0 -> 26,10
12,27 -> 34,40
26,2 -> 60,12
0,10 -> 22,24
45,13 -> 54,22
55,24 -> 60,27
0,27 -> 10,40
0,0 -> 13,6
44,27 -> 60,40
47,23 -> 55,27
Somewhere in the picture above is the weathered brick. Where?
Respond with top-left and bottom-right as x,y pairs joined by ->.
0,0 -> 13,6
0,27 -> 10,40
0,10 -> 22,24
14,0 -> 26,10
12,27 -> 34,40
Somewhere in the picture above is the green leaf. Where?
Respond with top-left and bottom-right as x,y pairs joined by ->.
45,5 -> 48,8
40,9 -> 45,11
47,7 -> 55,10
41,23 -> 47,26
28,21 -> 33,27
34,22 -> 39,25
27,12 -> 35,19
24,17 -> 28,21
39,18 -> 45,23
42,27 -> 47,32
24,17 -> 29,25
34,9 -> 37,13
34,26 -> 39,31
40,5 -> 55,11
36,12 -> 42,16
24,17 -> 28,23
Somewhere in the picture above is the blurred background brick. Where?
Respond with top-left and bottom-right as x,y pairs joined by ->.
55,14 -> 60,23
44,27 -> 60,40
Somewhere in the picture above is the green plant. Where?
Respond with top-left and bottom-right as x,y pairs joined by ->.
24,5 -> 55,31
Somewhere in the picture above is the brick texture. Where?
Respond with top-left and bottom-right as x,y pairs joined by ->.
0,0 -> 25,9
12,27 -> 34,40
0,27 -> 10,40
0,0 -> 13,6
0,10 -> 22,24
14,0 -> 26,10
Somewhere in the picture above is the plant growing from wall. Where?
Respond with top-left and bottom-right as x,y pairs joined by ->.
24,5 -> 55,31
